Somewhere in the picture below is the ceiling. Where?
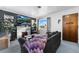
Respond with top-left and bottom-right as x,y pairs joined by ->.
0,6 -> 76,18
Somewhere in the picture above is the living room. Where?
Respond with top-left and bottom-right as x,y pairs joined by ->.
0,6 -> 79,53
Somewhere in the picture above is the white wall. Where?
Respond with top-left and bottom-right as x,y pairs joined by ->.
44,7 -> 79,43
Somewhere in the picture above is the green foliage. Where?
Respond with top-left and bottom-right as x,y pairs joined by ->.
0,19 -> 16,33
40,26 -> 44,28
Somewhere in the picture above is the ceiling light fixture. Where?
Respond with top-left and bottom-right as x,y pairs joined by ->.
37,6 -> 41,8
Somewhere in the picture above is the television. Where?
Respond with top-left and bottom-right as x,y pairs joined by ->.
17,15 -> 31,26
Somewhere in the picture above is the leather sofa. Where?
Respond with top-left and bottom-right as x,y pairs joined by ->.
43,31 -> 61,53
18,31 -> 61,53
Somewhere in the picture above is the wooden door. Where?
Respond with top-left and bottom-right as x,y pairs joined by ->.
63,13 -> 78,43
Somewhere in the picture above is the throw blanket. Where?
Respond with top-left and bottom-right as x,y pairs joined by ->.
23,34 -> 47,53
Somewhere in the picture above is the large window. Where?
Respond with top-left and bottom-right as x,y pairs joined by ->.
38,18 -> 47,34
